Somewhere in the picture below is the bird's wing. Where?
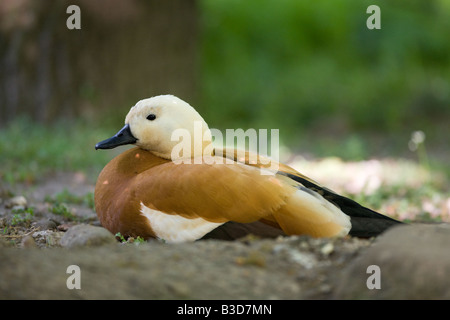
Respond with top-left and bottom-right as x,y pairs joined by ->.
133,155 -> 295,224
204,148 -> 353,237
133,153 -> 352,239
217,148 -> 401,237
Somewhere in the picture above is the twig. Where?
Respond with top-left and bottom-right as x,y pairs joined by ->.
0,226 -> 40,239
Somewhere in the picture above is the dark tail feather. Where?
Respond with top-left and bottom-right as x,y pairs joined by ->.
331,196 -> 402,237
279,172 -> 403,237
201,221 -> 285,241
348,215 -> 401,237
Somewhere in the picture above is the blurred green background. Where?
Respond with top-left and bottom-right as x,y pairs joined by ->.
199,0 -> 450,161
0,0 -> 449,182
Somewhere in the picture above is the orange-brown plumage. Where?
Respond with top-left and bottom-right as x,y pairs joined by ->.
95,147 -> 296,240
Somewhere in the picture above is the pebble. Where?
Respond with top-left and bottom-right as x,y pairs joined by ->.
60,224 -> 117,248
32,230 -> 64,247
320,242 -> 334,256
5,196 -> 27,209
32,219 -> 59,231
21,235 -> 38,248
166,281 -> 191,298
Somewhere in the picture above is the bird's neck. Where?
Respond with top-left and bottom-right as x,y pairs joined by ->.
152,125 -> 214,162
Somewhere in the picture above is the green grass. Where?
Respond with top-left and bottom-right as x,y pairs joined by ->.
44,189 -> 96,220
0,117 -> 122,184
49,203 -> 78,220
10,207 -> 35,226
45,189 -> 95,210
115,232 -> 146,245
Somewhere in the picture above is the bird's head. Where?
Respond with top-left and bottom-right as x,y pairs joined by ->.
95,95 -> 213,160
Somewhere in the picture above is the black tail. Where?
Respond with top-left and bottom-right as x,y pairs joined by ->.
324,192 -> 402,238
201,221 -> 285,241
280,172 -> 402,238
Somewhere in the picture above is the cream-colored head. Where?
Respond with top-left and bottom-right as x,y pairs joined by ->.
124,95 -> 212,160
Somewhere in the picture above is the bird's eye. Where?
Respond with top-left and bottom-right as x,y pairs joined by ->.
147,114 -> 156,121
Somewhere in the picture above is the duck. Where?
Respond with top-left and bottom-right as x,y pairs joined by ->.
94,94 -> 401,242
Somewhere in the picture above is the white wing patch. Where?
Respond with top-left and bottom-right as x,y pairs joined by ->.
293,187 -> 351,237
140,202 -> 224,243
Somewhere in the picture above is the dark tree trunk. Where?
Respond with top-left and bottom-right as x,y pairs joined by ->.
0,0 -> 198,126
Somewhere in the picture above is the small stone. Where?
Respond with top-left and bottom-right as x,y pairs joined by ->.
166,281 -> 191,298
57,223 -> 72,231
21,235 -> 38,248
60,224 -> 117,248
32,230 -> 64,247
320,242 -> 334,256
319,283 -> 332,294
5,196 -> 27,209
32,219 -> 59,231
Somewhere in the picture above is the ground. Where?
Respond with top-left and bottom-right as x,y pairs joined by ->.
0,158 -> 449,299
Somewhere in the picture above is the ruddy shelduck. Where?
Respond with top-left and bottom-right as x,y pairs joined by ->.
95,95 -> 400,242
